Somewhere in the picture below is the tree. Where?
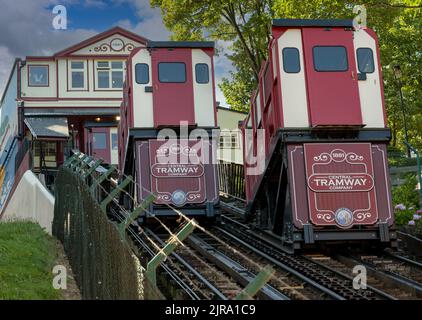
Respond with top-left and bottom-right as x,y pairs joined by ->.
151,0 -> 273,111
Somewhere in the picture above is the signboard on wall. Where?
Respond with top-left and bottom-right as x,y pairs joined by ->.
304,143 -> 378,228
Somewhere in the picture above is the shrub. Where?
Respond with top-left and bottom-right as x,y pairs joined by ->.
394,204 -> 416,226
392,174 -> 420,211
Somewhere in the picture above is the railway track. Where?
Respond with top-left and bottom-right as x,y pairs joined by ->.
110,204 -> 290,300
334,252 -> 422,298
219,199 -> 422,300
109,198 -> 421,300
218,213 -> 394,300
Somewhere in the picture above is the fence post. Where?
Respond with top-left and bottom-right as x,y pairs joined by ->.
63,152 -> 79,167
90,166 -> 116,193
71,154 -> 88,171
117,194 -> 156,240
404,141 -> 422,207
83,159 -> 104,180
146,220 -> 196,287
234,265 -> 275,300
100,176 -> 132,212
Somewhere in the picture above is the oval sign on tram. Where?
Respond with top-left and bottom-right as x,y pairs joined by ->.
151,163 -> 205,178
307,173 -> 374,192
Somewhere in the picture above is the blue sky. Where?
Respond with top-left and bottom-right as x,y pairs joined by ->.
0,0 -> 232,105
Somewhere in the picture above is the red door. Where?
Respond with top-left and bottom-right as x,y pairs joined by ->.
89,127 -> 111,163
302,28 -> 362,126
151,48 -> 195,127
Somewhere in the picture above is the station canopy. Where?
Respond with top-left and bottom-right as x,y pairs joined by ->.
24,117 -> 69,140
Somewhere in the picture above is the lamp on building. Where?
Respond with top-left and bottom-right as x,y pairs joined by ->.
115,116 -> 121,121
95,117 -> 101,122
393,64 -> 411,158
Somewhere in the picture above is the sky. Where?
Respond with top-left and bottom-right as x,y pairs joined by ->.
0,0 -> 233,106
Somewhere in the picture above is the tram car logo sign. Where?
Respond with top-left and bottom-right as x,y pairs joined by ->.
334,208 -> 354,228
304,143 -> 378,228
149,140 -> 207,206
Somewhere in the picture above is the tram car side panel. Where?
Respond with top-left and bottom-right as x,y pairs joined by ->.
243,19 -> 395,251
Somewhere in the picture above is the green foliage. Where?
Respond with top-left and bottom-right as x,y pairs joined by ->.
0,221 -> 60,299
394,207 -> 415,226
392,173 -> 420,210
151,0 -> 274,111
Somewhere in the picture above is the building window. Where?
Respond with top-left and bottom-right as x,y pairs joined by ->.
282,48 -> 301,73
96,61 -> 125,89
219,131 -> 240,149
158,62 -> 186,83
357,48 -> 375,73
70,61 -> 86,89
195,64 -> 209,84
313,46 -> 348,72
93,133 -> 107,149
135,63 -> 149,84
28,65 -> 49,87
33,141 -> 57,168
111,133 -> 118,150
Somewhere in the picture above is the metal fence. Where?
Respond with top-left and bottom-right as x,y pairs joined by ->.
218,161 -> 245,200
53,158 -> 163,299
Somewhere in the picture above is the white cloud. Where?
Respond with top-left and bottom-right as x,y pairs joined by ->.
0,46 -> 15,97
83,0 -> 108,8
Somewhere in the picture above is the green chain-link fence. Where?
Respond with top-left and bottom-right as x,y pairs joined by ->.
52,158 -> 163,299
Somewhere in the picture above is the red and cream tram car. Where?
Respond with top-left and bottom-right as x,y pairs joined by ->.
119,41 -> 219,220
243,19 -> 396,252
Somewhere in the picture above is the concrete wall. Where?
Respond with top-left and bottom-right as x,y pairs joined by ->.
1,170 -> 55,234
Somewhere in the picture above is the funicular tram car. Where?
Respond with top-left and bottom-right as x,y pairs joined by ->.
119,41 -> 220,221
242,19 -> 396,252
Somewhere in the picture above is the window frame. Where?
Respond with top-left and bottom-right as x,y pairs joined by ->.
158,62 -> 187,83
94,60 -> 125,90
28,65 -> 49,87
195,63 -> 210,84
68,60 -> 87,91
135,63 -> 150,85
313,46 -> 349,72
282,47 -> 301,74
111,132 -> 118,151
356,47 -> 375,74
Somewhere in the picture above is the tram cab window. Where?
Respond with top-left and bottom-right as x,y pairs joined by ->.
357,48 -> 375,73
195,64 -> 209,84
282,48 -> 301,73
313,46 -> 348,72
135,63 -> 149,84
158,62 -> 186,83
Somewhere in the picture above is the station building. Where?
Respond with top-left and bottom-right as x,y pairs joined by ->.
0,27 -> 148,192
0,26 -> 245,212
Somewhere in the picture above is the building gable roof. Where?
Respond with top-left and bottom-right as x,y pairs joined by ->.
54,26 -> 149,57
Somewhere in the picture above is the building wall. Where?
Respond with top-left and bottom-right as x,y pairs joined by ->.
0,62 -> 19,214
216,107 -> 247,164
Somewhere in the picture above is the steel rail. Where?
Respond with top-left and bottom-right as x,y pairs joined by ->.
339,254 -> 422,296
145,229 -> 228,300
108,206 -> 202,300
214,225 -> 345,300
188,234 -> 290,300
